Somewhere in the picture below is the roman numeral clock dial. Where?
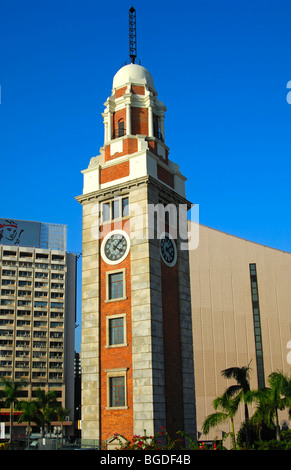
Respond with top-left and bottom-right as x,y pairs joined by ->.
160,234 -> 177,267
101,230 -> 130,265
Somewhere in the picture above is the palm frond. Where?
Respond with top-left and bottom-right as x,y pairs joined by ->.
221,365 -> 251,391
224,384 -> 241,397
202,412 -> 228,435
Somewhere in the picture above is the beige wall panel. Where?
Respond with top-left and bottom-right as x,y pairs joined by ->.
190,223 -> 291,445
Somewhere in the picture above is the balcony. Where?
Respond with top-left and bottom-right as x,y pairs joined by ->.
32,371 -> 47,380
33,341 -> 47,349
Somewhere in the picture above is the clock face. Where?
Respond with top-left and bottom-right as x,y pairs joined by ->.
101,230 -> 130,265
160,234 -> 177,267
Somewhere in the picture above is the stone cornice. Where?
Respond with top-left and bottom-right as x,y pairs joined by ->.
75,174 -> 192,208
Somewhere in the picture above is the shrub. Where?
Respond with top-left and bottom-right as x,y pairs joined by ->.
281,430 -> 291,442
116,427 -> 201,450
255,439 -> 291,450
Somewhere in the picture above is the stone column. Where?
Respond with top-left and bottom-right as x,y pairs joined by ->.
126,105 -> 131,135
107,111 -> 112,141
130,182 -> 166,437
148,106 -> 153,137
80,199 -> 101,445
102,113 -> 108,143
124,94 -> 132,136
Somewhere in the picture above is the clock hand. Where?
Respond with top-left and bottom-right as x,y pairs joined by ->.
112,239 -> 121,250
115,239 -> 124,250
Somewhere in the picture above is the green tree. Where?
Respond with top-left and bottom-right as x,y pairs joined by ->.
221,364 -> 252,420
0,378 -> 25,447
202,392 -> 241,449
18,400 -> 38,449
249,389 -> 273,441
253,371 -> 291,441
34,388 -> 59,438
56,407 -> 70,448
221,364 -> 253,444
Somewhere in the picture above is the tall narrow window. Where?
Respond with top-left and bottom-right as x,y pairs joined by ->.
122,197 -> 129,217
108,316 -> 125,346
112,200 -> 120,220
108,271 -> 124,300
106,368 -> 128,409
103,202 -> 110,222
249,263 -> 265,389
106,314 -> 127,348
118,119 -> 125,137
109,376 -> 125,407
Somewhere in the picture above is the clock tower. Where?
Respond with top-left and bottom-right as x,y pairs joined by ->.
76,57 -> 196,446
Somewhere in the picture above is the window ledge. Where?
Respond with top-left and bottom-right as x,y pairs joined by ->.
105,297 -> 128,303
105,406 -> 128,410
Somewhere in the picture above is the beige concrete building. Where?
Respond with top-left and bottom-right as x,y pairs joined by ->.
190,223 -> 291,445
0,219 -> 77,438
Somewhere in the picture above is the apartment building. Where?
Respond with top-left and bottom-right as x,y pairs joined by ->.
0,219 -> 76,437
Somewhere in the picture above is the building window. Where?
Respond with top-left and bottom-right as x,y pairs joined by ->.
110,377 -> 125,407
122,197 -> 129,217
3,250 -> 17,257
249,263 -> 265,389
105,368 -> 128,409
106,314 -> 127,347
36,253 -> 49,260
109,317 -> 124,345
103,202 -> 111,222
106,269 -> 126,301
112,199 -> 120,220
102,197 -> 129,222
52,254 -> 65,262
118,119 -> 125,137
109,272 -> 123,300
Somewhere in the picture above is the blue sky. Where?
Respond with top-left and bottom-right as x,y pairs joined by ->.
1,0 -> 291,351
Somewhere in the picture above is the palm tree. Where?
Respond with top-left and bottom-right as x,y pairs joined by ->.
249,389 -> 271,441
18,400 -> 37,449
221,364 -> 253,444
202,392 -> 241,448
253,371 -> 291,441
221,364 -> 252,420
0,378 -> 25,447
34,388 -> 59,438
56,407 -> 70,448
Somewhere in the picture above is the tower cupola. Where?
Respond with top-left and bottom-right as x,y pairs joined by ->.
81,8 -> 187,200
102,62 -> 167,158
113,63 -> 156,93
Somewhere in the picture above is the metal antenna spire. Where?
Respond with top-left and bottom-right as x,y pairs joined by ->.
129,6 -> 137,64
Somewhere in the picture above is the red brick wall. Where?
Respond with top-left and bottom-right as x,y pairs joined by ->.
160,257 -> 184,439
100,161 -> 129,184
99,220 -> 133,442
131,107 -> 148,135
115,86 -> 127,99
148,140 -> 169,163
123,138 -> 138,157
112,109 -> 126,137
105,138 -> 138,162
157,164 -> 174,188
131,85 -> 145,95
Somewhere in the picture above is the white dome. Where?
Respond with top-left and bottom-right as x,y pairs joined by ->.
113,64 -> 156,92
